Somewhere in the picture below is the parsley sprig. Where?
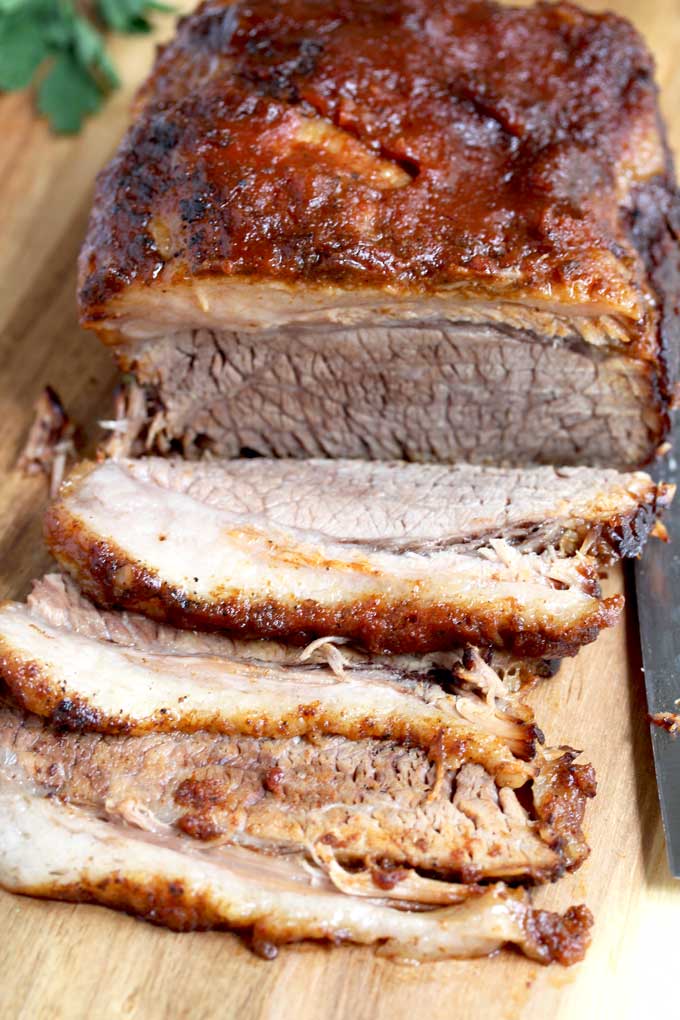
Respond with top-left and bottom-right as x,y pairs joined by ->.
0,0 -> 172,133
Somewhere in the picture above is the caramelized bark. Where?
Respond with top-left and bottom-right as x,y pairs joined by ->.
81,0 -> 671,329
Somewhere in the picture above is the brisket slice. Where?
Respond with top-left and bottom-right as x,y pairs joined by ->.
78,1 -> 680,467
0,699 -> 593,885
0,775 -> 592,964
44,458 -> 671,656
25,574 -> 557,690
0,599 -> 541,788
0,580 -> 595,881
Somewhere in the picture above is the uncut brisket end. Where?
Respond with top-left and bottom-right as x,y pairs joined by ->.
78,0 -> 680,467
43,457 -> 671,656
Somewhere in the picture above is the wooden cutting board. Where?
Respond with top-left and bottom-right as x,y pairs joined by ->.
1,3 -> 679,1017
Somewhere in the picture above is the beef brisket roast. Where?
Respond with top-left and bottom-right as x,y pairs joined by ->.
44,458 -> 671,656
6,0 -> 678,965
78,0 -> 680,467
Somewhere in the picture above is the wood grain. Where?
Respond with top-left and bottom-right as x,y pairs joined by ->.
1,3 -> 679,1018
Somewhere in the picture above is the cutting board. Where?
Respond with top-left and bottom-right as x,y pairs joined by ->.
1,3 -> 679,1017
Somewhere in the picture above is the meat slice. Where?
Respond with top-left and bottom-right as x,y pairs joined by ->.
0,776 -> 592,964
0,582 -> 594,880
78,0 -> 680,467
26,573 -> 556,690
0,700 -> 593,884
0,601 -> 540,788
44,458 -> 671,656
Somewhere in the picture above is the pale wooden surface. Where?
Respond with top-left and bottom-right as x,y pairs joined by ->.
1,3 -> 679,1018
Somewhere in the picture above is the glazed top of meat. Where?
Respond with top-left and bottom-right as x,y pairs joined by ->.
79,0 -> 673,342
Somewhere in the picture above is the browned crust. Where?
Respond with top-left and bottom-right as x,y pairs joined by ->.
79,1 -> 671,328
520,903 -> 593,968
43,499 -> 623,659
18,875 -> 232,935
9,877 -> 592,965
566,482 -> 675,561
532,751 -> 597,874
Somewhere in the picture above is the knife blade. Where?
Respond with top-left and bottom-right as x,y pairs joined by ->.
635,455 -> 680,878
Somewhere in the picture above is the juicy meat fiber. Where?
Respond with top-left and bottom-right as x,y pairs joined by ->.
78,0 -> 680,466
44,458 -> 671,656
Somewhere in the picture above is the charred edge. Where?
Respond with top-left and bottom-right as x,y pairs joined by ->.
588,488 -> 675,561
50,698 -> 111,733
533,752 -> 597,874
521,903 -> 593,966
0,645 -> 133,736
10,875 -> 252,935
44,504 -> 624,659
627,169 -> 680,436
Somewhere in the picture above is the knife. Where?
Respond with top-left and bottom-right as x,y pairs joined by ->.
635,454 -> 680,878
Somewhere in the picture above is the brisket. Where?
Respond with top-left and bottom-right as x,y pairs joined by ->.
78,0 -> 680,467
0,598 -> 541,786
0,698 -> 593,884
0,775 -> 593,963
26,573 -> 555,689
43,458 -> 671,655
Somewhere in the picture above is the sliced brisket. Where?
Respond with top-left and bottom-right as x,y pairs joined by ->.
0,696 -> 593,884
44,458 -> 671,656
0,598 -> 543,786
0,774 -> 593,963
25,573 -> 554,690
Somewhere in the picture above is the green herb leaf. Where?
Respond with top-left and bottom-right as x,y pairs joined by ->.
0,12 -> 47,91
72,13 -> 119,90
0,0 -> 172,133
37,51 -> 103,134
0,0 -> 31,13
97,0 -> 172,35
